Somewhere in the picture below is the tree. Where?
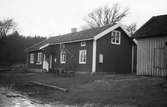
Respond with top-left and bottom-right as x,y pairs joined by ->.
84,3 -> 129,28
0,31 -> 46,65
126,23 -> 137,35
0,18 -> 17,39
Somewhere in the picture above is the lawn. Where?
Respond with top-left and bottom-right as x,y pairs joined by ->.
0,72 -> 167,107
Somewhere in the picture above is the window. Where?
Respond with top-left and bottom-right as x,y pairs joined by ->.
60,51 -> 66,64
81,41 -> 86,46
99,54 -> 103,63
79,50 -> 87,64
111,31 -> 121,45
37,52 -> 42,64
30,53 -> 34,64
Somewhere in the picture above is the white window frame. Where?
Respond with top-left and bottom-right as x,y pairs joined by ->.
111,30 -> 121,45
81,41 -> 86,47
79,50 -> 87,64
36,52 -> 42,64
60,51 -> 66,64
30,53 -> 34,64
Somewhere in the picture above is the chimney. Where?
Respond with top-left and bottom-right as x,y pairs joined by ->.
71,28 -> 77,33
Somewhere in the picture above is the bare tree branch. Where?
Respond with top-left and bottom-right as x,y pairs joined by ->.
84,3 -> 129,28
126,23 -> 137,35
0,18 -> 17,39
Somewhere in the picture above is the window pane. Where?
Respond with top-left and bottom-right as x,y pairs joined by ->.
81,41 -> 86,46
60,51 -> 66,63
37,53 -> 42,64
116,35 -> 119,43
111,31 -> 120,44
99,54 -> 103,63
30,53 -> 34,64
79,50 -> 86,64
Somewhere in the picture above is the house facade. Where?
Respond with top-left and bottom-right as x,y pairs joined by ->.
133,15 -> 167,77
25,24 -> 136,73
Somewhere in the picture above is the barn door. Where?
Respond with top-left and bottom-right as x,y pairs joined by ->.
154,48 -> 167,68
154,48 -> 167,76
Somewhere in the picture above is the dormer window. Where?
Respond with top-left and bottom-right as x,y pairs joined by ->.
81,41 -> 86,46
111,31 -> 121,45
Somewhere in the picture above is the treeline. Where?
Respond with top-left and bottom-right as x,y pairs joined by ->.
0,31 -> 46,65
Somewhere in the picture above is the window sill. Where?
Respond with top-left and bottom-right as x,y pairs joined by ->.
111,42 -> 120,45
36,63 -> 42,65
79,62 -> 86,64
81,45 -> 86,47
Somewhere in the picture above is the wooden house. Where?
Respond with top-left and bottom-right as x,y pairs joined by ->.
133,15 -> 167,77
25,24 -> 136,73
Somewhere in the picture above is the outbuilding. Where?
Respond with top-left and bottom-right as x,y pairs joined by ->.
133,15 -> 167,77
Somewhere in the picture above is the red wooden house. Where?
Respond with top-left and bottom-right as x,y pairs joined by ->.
25,24 -> 136,73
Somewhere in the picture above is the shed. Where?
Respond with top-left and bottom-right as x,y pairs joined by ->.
133,15 -> 167,77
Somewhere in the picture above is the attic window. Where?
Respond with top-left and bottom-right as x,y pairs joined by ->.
111,31 -> 121,45
81,41 -> 86,46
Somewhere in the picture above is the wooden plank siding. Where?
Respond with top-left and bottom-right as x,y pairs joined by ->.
96,28 -> 133,73
27,40 -> 93,72
48,40 -> 93,72
136,36 -> 167,77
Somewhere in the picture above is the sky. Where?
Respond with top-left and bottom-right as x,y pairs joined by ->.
0,0 -> 167,37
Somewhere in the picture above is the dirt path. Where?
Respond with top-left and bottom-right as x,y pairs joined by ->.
0,86 -> 139,107
0,87 -> 60,107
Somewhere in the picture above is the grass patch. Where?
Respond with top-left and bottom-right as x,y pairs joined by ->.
0,72 -> 167,107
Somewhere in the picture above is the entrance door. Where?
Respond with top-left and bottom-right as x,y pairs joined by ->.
42,54 -> 49,72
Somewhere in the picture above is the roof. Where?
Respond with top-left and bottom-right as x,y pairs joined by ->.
25,24 -> 131,52
133,15 -> 167,38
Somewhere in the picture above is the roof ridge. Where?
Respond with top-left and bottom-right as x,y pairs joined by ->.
25,24 -> 122,52
153,14 -> 167,18
133,14 -> 167,38
51,24 -> 114,38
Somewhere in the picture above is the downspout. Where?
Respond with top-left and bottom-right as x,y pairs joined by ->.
132,45 -> 134,73
92,39 -> 97,73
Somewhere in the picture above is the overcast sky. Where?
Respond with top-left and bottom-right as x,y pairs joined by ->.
0,0 -> 167,37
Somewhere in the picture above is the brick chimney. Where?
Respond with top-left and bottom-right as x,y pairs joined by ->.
71,28 -> 77,33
